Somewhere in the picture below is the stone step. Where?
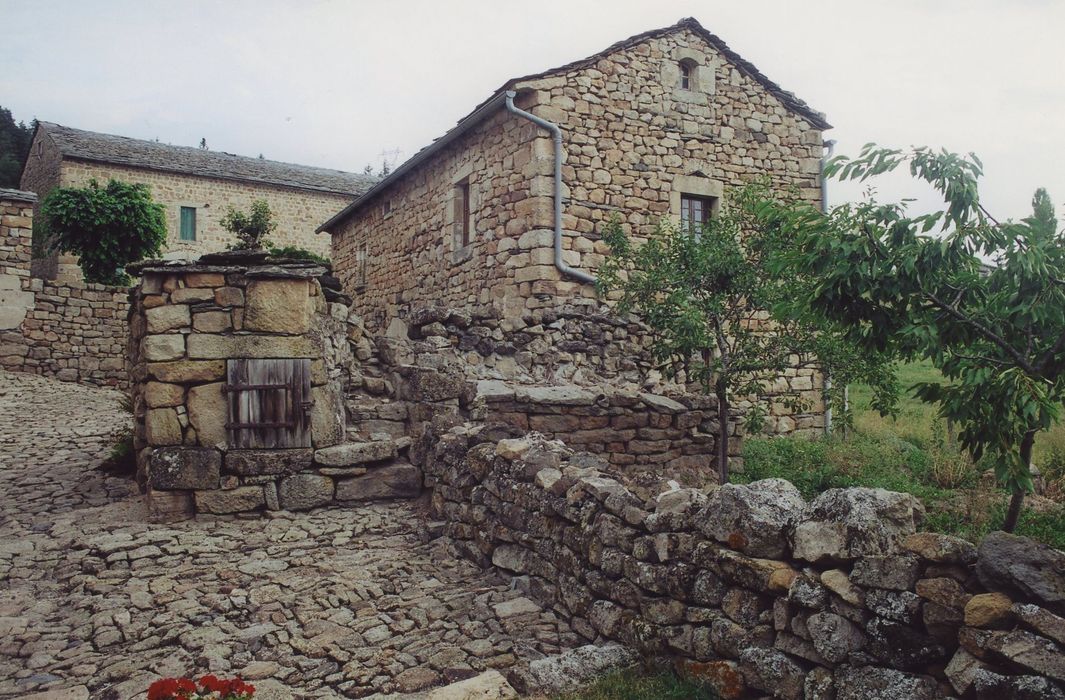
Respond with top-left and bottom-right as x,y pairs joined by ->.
314,440 -> 396,467
334,459 -> 422,502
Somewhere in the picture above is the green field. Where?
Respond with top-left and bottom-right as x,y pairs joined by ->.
740,361 -> 1065,549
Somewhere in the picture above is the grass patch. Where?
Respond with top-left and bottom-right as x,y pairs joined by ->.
552,669 -> 718,700
739,362 -> 1065,550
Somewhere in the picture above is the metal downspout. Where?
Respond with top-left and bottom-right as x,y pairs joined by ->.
504,90 -> 596,285
821,139 -> 837,436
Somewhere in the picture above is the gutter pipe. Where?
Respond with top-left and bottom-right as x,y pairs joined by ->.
821,139 -> 837,436
504,90 -> 596,285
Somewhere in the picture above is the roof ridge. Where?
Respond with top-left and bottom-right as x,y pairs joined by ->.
40,121 -> 363,178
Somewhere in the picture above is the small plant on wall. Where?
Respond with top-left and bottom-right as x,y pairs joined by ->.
38,178 -> 167,285
222,199 -> 276,250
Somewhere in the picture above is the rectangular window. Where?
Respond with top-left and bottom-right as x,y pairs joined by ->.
179,206 -> 197,241
356,243 -> 367,287
454,179 -> 471,247
680,194 -> 715,228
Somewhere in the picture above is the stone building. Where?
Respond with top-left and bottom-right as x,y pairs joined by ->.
320,17 -> 830,435
20,121 -> 374,281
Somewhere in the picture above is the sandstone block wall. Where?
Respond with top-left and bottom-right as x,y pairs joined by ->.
0,191 -> 129,387
330,26 -> 827,434
57,160 -> 351,259
127,256 -> 360,520
419,428 -> 1065,699
331,26 -> 823,322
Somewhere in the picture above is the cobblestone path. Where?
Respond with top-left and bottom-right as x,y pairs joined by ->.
0,371 -> 577,699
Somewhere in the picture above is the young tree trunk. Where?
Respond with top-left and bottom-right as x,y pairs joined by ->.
716,378 -> 730,484
1002,429 -> 1036,532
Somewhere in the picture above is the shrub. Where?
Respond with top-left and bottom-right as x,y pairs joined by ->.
267,244 -> 330,266
38,179 -> 166,285
221,200 -> 276,250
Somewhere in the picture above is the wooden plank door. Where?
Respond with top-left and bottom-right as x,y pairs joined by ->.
225,358 -> 312,449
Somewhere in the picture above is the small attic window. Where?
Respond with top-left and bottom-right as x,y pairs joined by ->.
679,59 -> 697,90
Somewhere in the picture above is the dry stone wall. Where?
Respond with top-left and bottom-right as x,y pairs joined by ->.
418,428 -> 1065,700
0,190 -> 129,387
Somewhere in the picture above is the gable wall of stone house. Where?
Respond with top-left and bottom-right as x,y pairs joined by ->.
332,28 -> 826,436
331,108 -> 545,332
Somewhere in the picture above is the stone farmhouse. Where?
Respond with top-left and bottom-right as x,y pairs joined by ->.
20,121 -> 374,281
320,17 -> 829,435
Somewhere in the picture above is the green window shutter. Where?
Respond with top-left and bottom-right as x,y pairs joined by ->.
180,207 -> 197,241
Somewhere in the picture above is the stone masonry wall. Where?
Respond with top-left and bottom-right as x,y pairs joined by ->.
59,160 -> 351,259
331,26 -> 823,321
330,26 -> 826,434
418,428 -> 1065,700
126,254 -> 429,521
0,191 -> 129,387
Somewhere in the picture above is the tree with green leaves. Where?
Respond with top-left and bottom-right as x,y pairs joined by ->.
39,179 -> 166,286
783,144 -> 1065,531
598,184 -> 891,483
0,107 -> 33,189
222,199 -> 277,250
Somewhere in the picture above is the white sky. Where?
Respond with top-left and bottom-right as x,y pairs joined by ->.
2,0 -> 1062,222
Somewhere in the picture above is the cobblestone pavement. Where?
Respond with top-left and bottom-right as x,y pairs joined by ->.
0,371 -> 578,699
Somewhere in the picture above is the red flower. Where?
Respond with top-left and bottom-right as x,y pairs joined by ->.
147,677 -> 196,700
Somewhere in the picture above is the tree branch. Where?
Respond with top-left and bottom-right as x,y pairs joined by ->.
923,290 -> 1035,373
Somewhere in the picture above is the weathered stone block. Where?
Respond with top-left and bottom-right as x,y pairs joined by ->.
171,287 -> 215,304
335,463 -> 421,500
699,479 -> 805,558
187,382 -> 227,448
192,310 -> 232,333
965,592 -> 1016,629
148,447 -> 221,490
243,279 -> 311,333
277,474 -> 334,511
977,531 -> 1065,614
792,487 -> 924,563
902,531 -> 977,564
833,666 -> 938,700
142,334 -> 186,362
214,286 -> 245,307
144,381 -> 184,408
186,334 -> 315,359
146,304 -> 191,333
195,485 -> 265,514
145,407 -> 183,445
146,488 -> 194,523
311,385 -> 344,447
225,449 -> 313,476
315,440 -> 395,466
185,272 -> 225,287
147,360 -> 225,383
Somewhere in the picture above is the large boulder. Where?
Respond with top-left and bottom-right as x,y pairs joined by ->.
833,665 -> 938,700
791,487 -> 924,563
977,531 -> 1065,614
522,644 -> 637,694
698,479 -> 806,558
970,669 -> 1065,700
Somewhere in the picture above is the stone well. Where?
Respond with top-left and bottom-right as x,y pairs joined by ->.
126,251 -> 368,520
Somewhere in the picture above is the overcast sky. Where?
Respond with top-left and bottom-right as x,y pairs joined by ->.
2,0 -> 1062,222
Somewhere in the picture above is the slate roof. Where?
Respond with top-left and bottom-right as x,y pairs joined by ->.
320,17 -> 829,233
36,122 -> 375,196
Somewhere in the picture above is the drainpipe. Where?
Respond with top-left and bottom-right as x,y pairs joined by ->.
821,139 -> 837,437
504,90 -> 596,285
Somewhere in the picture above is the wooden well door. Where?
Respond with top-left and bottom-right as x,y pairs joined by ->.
225,358 -> 312,449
